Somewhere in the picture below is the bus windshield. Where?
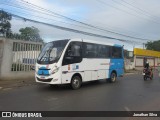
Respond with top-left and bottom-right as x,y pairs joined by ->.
37,40 -> 69,64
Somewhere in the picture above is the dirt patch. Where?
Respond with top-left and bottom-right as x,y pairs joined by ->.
0,78 -> 36,90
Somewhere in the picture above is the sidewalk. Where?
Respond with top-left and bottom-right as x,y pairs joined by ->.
125,69 -> 141,75
0,78 -> 36,91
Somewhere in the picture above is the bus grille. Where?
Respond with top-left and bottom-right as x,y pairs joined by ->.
36,77 -> 52,82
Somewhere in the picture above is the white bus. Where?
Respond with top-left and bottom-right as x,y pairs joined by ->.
35,38 -> 124,89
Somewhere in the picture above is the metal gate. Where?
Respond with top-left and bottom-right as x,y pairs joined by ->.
11,41 -> 43,71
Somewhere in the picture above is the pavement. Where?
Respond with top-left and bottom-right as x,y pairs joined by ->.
0,78 -> 36,91
0,72 -> 160,120
0,70 -> 140,90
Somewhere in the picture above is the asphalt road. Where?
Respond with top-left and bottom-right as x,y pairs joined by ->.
0,73 -> 160,120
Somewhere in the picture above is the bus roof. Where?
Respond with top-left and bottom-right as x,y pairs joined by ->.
48,38 -> 123,47
70,38 -> 123,47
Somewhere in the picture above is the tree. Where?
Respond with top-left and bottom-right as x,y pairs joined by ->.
0,10 -> 12,37
19,26 -> 43,42
145,40 -> 160,51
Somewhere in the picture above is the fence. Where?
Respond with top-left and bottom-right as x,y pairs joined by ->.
11,42 -> 42,71
0,38 -> 43,80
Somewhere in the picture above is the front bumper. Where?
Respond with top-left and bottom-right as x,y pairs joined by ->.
35,74 -> 61,84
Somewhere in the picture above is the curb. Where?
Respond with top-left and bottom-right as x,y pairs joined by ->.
125,72 -> 140,75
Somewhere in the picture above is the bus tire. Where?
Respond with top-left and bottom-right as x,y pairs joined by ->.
109,72 -> 117,83
71,76 -> 82,90
143,76 -> 147,81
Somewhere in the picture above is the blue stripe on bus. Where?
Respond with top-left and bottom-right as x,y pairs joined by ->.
108,44 -> 124,78
108,59 -> 124,78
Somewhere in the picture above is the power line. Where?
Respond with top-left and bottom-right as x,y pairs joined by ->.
9,12 -> 143,44
121,0 -> 160,20
1,2 -> 113,32
96,0 -> 147,19
0,0 -> 157,44
0,2 -> 61,18
96,0 -> 160,25
13,0 -> 151,40
0,7 -> 143,44
0,8 -> 147,45
0,8 -> 100,31
3,0 -> 154,41
2,2 -> 144,39
111,0 -> 160,24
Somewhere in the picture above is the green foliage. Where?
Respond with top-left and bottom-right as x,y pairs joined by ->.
7,26 -> 43,42
0,10 -> 43,42
145,40 -> 160,51
0,10 -> 12,36
19,26 -> 43,42
7,33 -> 22,39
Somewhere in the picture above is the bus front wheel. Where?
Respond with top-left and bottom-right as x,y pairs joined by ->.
71,76 -> 82,90
109,72 -> 117,83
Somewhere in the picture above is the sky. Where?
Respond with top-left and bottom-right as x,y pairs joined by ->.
1,0 -> 160,50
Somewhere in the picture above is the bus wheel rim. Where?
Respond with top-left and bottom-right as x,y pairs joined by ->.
112,74 -> 116,81
73,79 -> 79,87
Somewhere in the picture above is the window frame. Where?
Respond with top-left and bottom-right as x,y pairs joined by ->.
62,41 -> 82,66
83,42 -> 112,59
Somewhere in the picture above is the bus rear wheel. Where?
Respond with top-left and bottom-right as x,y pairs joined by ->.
109,72 -> 117,83
71,76 -> 82,90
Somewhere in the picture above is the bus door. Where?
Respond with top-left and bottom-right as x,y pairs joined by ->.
62,41 -> 83,84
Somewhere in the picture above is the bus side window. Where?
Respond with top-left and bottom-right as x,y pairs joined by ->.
62,42 -> 82,66
71,44 -> 81,57
97,45 -> 110,58
84,43 -> 97,58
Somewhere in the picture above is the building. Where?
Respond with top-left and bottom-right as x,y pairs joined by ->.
134,48 -> 160,70
124,50 -> 134,70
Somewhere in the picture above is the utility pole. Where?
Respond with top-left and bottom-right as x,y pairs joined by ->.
143,43 -> 145,49
133,43 -> 135,51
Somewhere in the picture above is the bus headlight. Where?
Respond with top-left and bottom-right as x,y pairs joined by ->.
52,67 -> 59,74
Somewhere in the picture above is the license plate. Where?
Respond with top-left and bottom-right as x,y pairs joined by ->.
40,76 -> 45,79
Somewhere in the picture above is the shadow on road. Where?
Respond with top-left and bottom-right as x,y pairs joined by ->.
36,79 -> 120,92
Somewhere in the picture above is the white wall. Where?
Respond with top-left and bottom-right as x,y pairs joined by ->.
134,55 -> 160,70
124,58 -> 135,70
0,38 -> 43,80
